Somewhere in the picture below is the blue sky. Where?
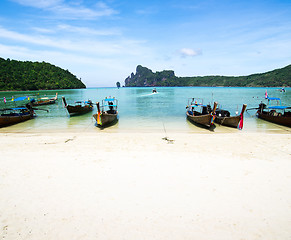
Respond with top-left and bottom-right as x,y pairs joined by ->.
0,0 -> 291,87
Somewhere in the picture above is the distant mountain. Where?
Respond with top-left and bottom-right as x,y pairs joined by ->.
125,64 -> 291,87
0,58 -> 86,91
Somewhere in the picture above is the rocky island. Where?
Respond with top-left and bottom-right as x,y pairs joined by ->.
125,64 -> 291,87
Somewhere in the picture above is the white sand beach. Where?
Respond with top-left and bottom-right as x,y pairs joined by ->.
0,130 -> 290,240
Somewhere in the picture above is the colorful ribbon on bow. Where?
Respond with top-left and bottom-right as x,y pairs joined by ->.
238,113 -> 244,130
97,112 -> 102,125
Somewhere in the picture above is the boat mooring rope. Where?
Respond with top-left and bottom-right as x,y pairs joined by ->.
162,122 -> 174,144
220,117 -> 226,125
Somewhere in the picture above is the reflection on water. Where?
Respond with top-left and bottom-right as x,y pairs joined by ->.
0,87 -> 290,133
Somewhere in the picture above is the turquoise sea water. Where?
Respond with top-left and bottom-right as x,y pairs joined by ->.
0,87 -> 290,133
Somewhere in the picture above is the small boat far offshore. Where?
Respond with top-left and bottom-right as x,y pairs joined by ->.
62,96 -> 93,116
186,98 -> 217,129
93,97 -> 118,127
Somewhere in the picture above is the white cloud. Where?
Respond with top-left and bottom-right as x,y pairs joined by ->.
11,0 -> 62,8
57,24 -> 121,36
180,48 -> 202,57
51,4 -> 116,19
0,26 -> 71,50
0,25 -> 149,57
31,27 -> 56,34
10,0 -> 117,19
136,7 -> 158,15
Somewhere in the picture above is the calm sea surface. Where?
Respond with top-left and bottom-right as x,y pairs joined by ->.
0,87 -> 290,133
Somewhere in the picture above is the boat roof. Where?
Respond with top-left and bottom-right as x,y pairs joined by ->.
188,97 -> 204,105
13,96 -> 29,101
268,106 -> 291,110
191,104 -> 208,107
267,97 -> 281,101
0,107 -> 27,111
104,98 -> 116,101
102,104 -> 117,107
11,107 -> 27,110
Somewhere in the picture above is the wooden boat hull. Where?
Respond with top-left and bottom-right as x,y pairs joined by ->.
93,112 -> 118,127
32,99 -> 56,106
0,113 -> 32,127
186,101 -> 217,129
66,105 -> 93,115
215,116 -> 240,128
186,111 -> 214,128
62,96 -> 93,116
215,104 -> 247,129
257,111 -> 291,127
32,93 -> 58,106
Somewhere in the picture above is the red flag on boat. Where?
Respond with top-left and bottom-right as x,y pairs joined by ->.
239,113 -> 244,130
265,90 -> 268,99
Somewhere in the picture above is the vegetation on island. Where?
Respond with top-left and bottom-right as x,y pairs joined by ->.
0,57 -> 86,91
125,64 -> 291,87
116,82 -> 121,88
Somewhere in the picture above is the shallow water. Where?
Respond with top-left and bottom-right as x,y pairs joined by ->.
0,87 -> 290,133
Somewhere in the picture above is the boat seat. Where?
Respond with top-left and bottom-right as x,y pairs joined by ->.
107,110 -> 116,114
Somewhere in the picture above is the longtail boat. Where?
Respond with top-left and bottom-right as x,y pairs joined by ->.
31,93 -> 58,106
0,96 -> 35,127
62,96 -> 93,116
0,105 -> 35,127
256,97 -> 291,127
215,104 -> 247,129
186,98 -> 217,129
93,97 -> 118,127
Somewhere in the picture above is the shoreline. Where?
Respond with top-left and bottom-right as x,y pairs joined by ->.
1,86 -> 290,93
1,121 -> 290,134
0,130 -> 290,239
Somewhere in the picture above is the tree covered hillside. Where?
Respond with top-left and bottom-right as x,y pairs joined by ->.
125,65 -> 291,87
0,58 -> 86,91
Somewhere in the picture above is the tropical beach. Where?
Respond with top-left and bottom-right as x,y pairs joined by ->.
0,129 -> 290,240
1,86 -> 291,239
1,0 -> 291,238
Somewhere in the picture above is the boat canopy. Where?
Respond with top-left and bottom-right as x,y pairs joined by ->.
102,104 -> 117,107
104,98 -> 115,101
268,106 -> 291,110
13,96 -> 29,101
0,107 -> 27,111
267,97 -> 280,101
11,107 -> 27,110
266,96 -> 282,105
191,104 -> 207,107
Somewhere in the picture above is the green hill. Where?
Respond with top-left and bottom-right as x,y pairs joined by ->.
125,64 -> 291,87
0,58 -> 86,91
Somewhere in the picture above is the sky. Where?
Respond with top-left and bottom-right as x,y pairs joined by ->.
0,0 -> 291,87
